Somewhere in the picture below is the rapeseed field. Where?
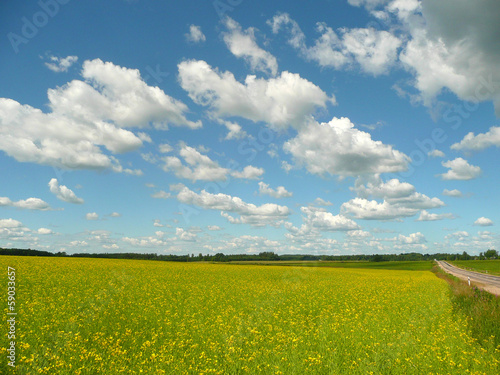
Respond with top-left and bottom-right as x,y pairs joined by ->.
1,256 -> 498,374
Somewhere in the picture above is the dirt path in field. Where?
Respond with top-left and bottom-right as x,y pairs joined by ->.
436,261 -> 500,296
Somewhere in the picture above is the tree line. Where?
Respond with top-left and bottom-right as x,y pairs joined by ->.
0,248 -> 497,262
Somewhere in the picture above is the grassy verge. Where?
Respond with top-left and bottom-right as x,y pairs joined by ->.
432,265 -> 500,349
449,260 -> 500,276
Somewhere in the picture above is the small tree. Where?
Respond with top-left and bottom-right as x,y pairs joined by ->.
484,249 -> 498,259
461,251 -> 471,260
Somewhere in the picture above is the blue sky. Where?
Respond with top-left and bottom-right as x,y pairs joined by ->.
1,0 -> 499,255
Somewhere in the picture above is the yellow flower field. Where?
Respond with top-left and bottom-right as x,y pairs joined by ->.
1,256 -> 499,374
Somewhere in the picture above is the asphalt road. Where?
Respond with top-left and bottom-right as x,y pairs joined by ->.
437,260 -> 500,295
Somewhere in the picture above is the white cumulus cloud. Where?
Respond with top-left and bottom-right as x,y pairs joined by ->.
451,126 -> 500,152
0,197 -> 52,211
37,228 -> 54,235
175,185 -> 290,227
86,212 -> 99,220
443,189 -> 463,198
284,117 -> 409,177
474,217 -> 493,227
44,55 -> 78,73
439,158 -> 481,180
258,182 -> 293,198
223,17 -> 278,76
428,149 -> 445,158
231,166 -> 264,180
0,59 -> 200,171
178,59 -> 333,131
185,25 -> 206,43
269,13 -> 401,76
416,210 -> 455,221
48,178 -> 84,204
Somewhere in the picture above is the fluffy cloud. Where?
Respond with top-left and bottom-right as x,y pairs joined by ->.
231,165 -> 264,180
353,175 -> 415,199
161,144 -> 262,182
37,228 -> 54,235
274,1 -> 500,113
0,197 -> 52,211
342,28 -> 402,75
284,117 -> 409,177
416,210 -> 455,221
175,185 -> 290,227
0,218 -> 24,229
343,175 -> 444,220
44,55 -> 78,73
159,143 -> 173,153
0,219 -> 31,241
474,217 -> 493,227
284,206 -> 359,248
300,206 -> 360,232
176,228 -> 198,241
443,189 -> 462,197
394,1 -> 500,112
269,13 -> 401,76
53,59 -> 201,129
347,0 -> 388,9
185,25 -> 206,43
223,17 -> 278,76
258,182 -> 293,198
451,126 -> 500,151
86,212 -> 99,220
347,1 -> 500,114
428,149 -> 445,158
445,231 -> 470,240
178,59 -> 333,131
0,59 -> 200,171
122,232 -> 170,248
477,231 -> 494,240
346,230 -> 372,238
439,158 -> 481,180
48,178 -> 84,204
162,145 -> 230,182
386,193 -> 444,210
341,198 -> 417,220
218,119 -> 248,140
0,98 -> 140,170
398,232 -> 427,245
103,244 -> 119,250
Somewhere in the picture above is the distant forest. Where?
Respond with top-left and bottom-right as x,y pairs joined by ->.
0,247 -> 497,262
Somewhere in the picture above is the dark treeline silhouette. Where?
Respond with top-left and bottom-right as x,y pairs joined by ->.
1,248 -> 497,262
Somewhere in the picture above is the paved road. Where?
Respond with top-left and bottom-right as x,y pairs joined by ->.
437,261 -> 500,295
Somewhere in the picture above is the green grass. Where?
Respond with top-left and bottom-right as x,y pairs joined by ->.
228,260 -> 434,271
433,265 -> 500,349
449,260 -> 500,276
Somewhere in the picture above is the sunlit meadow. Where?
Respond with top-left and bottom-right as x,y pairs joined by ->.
1,256 -> 499,374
